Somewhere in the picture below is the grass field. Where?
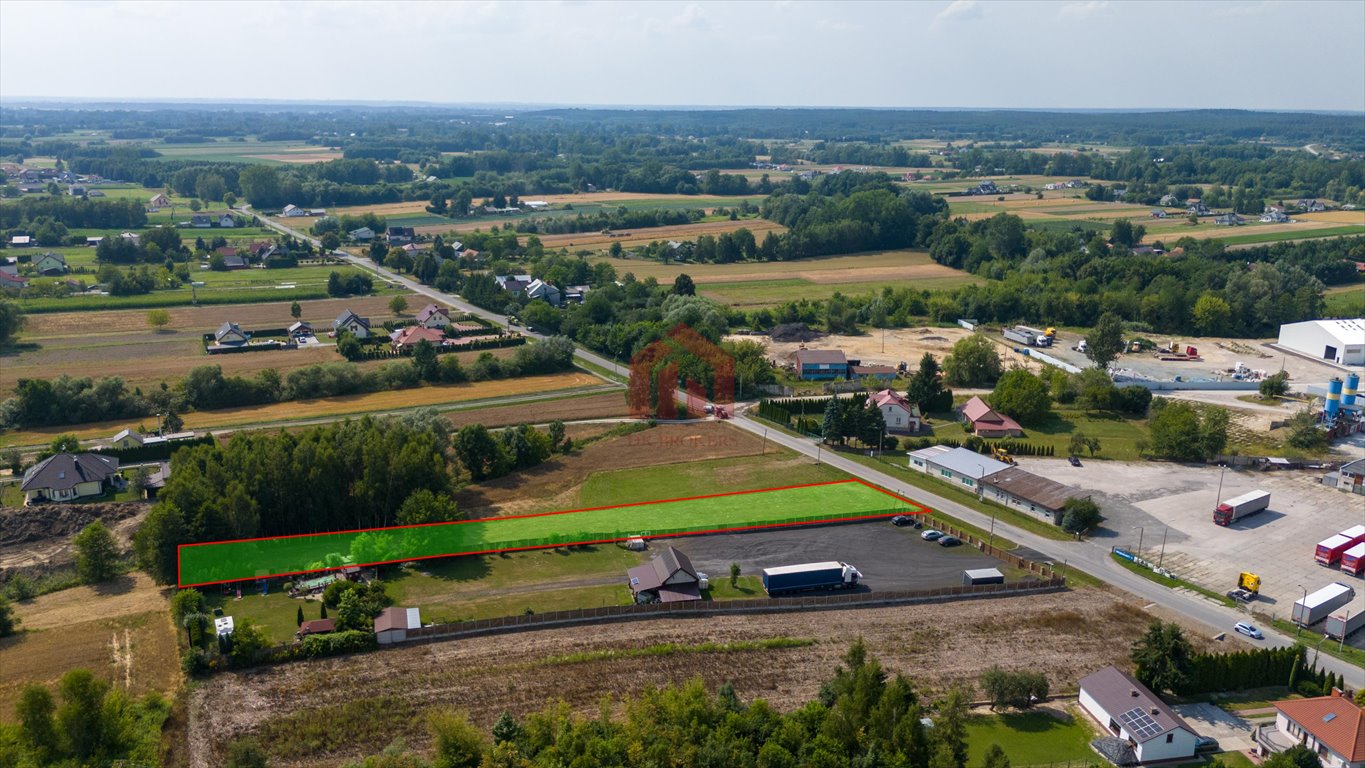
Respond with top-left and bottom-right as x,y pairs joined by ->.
964,710 -> 1096,764
1323,284 -> 1365,316
178,479 -> 915,585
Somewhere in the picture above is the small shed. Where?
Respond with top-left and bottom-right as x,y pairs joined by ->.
297,618 -> 336,638
963,568 -> 1004,586
375,606 -> 421,644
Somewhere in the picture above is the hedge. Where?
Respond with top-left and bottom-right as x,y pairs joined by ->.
296,630 -> 377,659
1177,646 -> 1303,696
91,435 -> 215,463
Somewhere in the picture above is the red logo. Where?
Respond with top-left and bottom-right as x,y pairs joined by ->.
627,323 -> 734,419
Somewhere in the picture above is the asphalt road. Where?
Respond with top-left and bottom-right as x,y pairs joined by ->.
253,210 -> 1362,684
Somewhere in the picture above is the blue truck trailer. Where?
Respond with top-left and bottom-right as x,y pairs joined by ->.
761,561 -> 862,595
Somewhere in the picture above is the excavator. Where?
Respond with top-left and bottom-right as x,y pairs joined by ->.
991,446 -> 1017,465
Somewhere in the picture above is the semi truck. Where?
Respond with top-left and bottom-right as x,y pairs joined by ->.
1314,524 -> 1365,566
1340,542 -> 1365,577
1325,609 -> 1365,641
1292,582 -> 1356,626
1016,326 -> 1053,347
1003,326 -> 1052,347
761,562 -> 862,595
1213,490 -> 1271,526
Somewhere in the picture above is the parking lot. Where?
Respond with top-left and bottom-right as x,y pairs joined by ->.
675,519 -> 1007,593
1019,457 -> 1365,647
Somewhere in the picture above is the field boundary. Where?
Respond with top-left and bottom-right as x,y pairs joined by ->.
177,479 -> 926,586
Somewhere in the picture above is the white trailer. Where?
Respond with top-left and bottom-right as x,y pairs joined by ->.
1292,582 -> 1356,626
1324,609 -> 1365,641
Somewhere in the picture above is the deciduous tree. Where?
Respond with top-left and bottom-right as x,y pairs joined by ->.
943,335 -> 1003,387
74,521 -> 119,583
1084,312 -> 1126,370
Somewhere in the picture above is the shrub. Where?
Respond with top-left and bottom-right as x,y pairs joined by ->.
299,629 -> 377,659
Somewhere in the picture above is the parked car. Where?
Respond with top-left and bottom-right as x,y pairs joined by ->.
891,515 -> 922,528
1195,736 -> 1219,752
921,530 -> 943,541
1069,456 -> 1082,467
938,535 -> 962,547
1234,621 -> 1264,639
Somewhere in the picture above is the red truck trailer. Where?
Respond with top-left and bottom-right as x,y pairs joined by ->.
1341,542 -> 1365,577
1315,524 -> 1365,567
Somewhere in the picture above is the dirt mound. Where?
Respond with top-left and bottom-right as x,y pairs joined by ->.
0,502 -> 149,574
769,323 -> 824,343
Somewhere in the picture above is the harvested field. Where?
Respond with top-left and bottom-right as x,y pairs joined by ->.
534,219 -> 786,251
590,248 -> 951,283
184,588 -> 1193,767
443,391 -> 629,431
0,573 -> 179,719
1298,210 -> 1365,224
322,201 -> 431,218
1,372 -> 607,448
454,421 -> 770,517
1140,220 -> 1347,242
736,326 -> 1043,375
243,151 -> 344,164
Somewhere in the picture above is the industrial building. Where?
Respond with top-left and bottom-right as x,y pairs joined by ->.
1277,319 -> 1365,367
982,466 -> 1088,525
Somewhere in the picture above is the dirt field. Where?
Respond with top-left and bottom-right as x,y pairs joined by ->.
0,572 -> 179,719
442,391 -> 629,431
243,150 -> 344,164
738,326 -> 1043,375
1,372 -> 608,447
590,248 -> 949,284
184,588 -> 1189,767
454,421 -> 770,517
534,218 -> 786,251
1,501 -> 149,573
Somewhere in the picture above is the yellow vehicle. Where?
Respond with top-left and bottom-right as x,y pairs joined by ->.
1238,572 -> 1261,593
991,446 -> 1016,465
1045,327 -> 1057,339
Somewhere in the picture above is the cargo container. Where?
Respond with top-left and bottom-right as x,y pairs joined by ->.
963,568 -> 1004,586
1324,609 -> 1365,641
1315,524 -> 1365,566
761,561 -> 861,595
1292,582 -> 1356,626
1341,542 -> 1365,577
1213,490 -> 1270,526
1016,326 -> 1053,347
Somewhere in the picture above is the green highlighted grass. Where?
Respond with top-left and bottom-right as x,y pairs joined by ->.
178,480 -> 915,586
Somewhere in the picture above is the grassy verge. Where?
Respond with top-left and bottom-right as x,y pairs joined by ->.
539,636 -> 814,666
1261,617 -> 1365,668
1110,553 -> 1236,608
964,709 -> 1095,764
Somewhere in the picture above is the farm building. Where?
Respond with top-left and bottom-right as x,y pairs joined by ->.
866,389 -> 921,434
907,446 -> 1010,491
526,278 -> 562,307
627,546 -> 702,604
1257,694 -> 1364,766
0,271 -> 27,291
416,304 -> 452,329
981,467 -> 1087,525
143,461 -> 171,500
850,364 -> 897,382
793,349 -> 849,380
1214,213 -> 1245,226
495,274 -> 534,295
1277,319 -> 1365,367
333,309 -> 372,339
190,215 -> 213,228
148,193 -> 170,210
8,235 -> 32,247
21,453 -> 121,504
1260,210 -> 1290,223
961,396 -> 1023,438
375,607 -> 421,644
1078,666 -> 1198,764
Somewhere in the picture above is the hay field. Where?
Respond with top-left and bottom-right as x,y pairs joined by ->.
535,218 -> 786,251
1299,210 -> 1365,225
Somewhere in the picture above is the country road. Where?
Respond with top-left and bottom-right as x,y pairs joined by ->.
252,208 -> 1363,685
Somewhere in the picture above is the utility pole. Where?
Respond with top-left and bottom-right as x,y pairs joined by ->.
1134,526 -> 1144,560
1157,526 -> 1169,569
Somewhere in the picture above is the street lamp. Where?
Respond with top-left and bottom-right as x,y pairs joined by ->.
1296,584 -> 1308,637
1134,526 -> 1144,560
1215,464 -> 1227,507
1157,526 -> 1169,569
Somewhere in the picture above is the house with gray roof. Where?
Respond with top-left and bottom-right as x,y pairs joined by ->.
21,453 -> 120,503
1078,666 -> 1198,764
907,445 -> 1011,492
332,309 -> 372,339
214,322 -> 249,346
982,466 -> 1088,525
627,546 -> 701,604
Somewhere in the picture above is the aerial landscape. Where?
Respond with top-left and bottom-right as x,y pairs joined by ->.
1,1 -> 1364,767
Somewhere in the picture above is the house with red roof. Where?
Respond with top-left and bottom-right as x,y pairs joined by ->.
866,389 -> 921,434
1257,693 -> 1364,767
390,325 -> 447,352
961,395 -> 1023,438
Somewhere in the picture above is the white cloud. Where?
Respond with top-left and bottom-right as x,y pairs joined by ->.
1058,0 -> 1111,19
931,0 -> 981,30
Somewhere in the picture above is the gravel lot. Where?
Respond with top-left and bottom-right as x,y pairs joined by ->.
676,519 -> 1005,592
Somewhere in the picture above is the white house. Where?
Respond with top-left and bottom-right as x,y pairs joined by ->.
525,278 -> 561,307
866,389 -> 921,434
415,304 -> 452,330
374,607 -> 421,644
332,309 -> 372,339
1277,319 -> 1365,367
282,204 -> 306,217
1078,666 -> 1199,764
1258,694 -> 1364,767
218,214 -> 237,228
21,453 -> 121,504
906,446 -> 1011,492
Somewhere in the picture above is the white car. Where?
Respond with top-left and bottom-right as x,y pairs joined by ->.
1234,621 -> 1264,639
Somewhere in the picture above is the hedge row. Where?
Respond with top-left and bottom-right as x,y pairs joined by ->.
354,334 -> 526,360
1178,646 -> 1301,696
91,435 -> 215,463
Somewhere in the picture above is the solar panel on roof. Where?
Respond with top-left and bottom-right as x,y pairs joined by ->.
1119,707 -> 1164,740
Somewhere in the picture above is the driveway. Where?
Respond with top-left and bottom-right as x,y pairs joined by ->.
1172,702 -> 1255,752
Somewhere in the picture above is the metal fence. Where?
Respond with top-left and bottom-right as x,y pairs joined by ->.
399,577 -> 1066,646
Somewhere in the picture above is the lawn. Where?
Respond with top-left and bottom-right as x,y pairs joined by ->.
1020,408 -> 1150,462
964,710 -> 1096,765
1323,285 -> 1365,316
574,453 -> 852,508
700,275 -> 980,308
1214,225 -> 1365,246
178,479 -> 914,585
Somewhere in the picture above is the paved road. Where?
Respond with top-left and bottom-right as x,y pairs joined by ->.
723,409 -> 1365,685
253,210 -> 1361,684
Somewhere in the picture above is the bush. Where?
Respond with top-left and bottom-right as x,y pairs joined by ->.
299,629 -> 377,658
1061,497 -> 1103,534
980,666 -> 1049,710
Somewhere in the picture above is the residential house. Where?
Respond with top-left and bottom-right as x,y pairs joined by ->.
1256,693 -> 1364,767
69,184 -> 86,197
849,364 -> 898,382
33,252 -> 68,276
982,466 -> 1088,526
961,395 -> 1024,438
1261,210 -> 1290,223
866,389 -> 921,434
8,235 -> 32,247
288,321 -> 313,339
1298,199 -> 1328,212
1186,202 -> 1211,216
190,214 -> 213,228
374,607 -> 421,644
415,304 -> 452,330
1214,213 -> 1245,226
220,253 -> 249,270
214,322 -> 250,346
390,325 -> 447,352
907,445 -> 1011,491
793,349 -> 849,380
111,429 -> 144,450
349,227 -> 376,241
1078,666 -> 1199,765
1158,194 -> 1177,206
148,193 -> 171,210
525,278 -> 561,307
1150,209 -> 1168,219
296,619 -> 336,639
626,546 -> 702,604
218,214 -> 237,228
21,453 -> 121,504
0,271 -> 29,291
495,274 -> 534,295
281,204 -> 306,217
563,284 -> 590,303
332,309 -> 372,339
386,226 -> 415,245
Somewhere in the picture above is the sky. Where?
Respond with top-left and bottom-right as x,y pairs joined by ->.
2,0 -> 1364,112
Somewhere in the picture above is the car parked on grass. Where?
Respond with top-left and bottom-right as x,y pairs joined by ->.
937,535 -> 962,547
1234,621 -> 1264,639
891,515 -> 922,528
921,529 -> 943,541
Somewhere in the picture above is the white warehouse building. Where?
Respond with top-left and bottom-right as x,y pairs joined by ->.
1277,319 -> 1365,367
